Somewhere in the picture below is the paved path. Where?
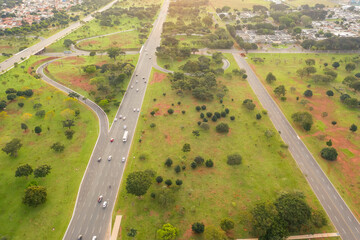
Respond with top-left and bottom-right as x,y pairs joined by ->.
198,47 -> 360,54
237,232 -> 340,240
110,215 -> 122,240
233,53 -> 360,240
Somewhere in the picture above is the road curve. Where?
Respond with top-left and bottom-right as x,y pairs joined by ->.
233,54 -> 360,240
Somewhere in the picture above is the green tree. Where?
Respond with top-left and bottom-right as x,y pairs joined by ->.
194,156 -> 204,165
202,15 -> 213,27
350,124 -> 357,132
2,138 -> 22,157
345,63 -> 356,72
311,210 -> 328,228
326,90 -> 334,96
156,176 -> 163,183
34,126 -> 42,134
320,147 -> 338,161
227,154 -> 242,165
23,186 -> 47,207
303,89 -> 313,97
63,39 -> 74,48
205,159 -> 214,167
21,123 -> 28,132
165,158 -> 173,167
175,179 -> 183,186
15,164 -> 33,177
182,143 -> 191,152
64,129 -> 75,139
291,112 -> 313,131
34,165 -> 52,178
51,142 -> 65,152
305,59 -> 315,66
126,171 -> 152,197
156,188 -> 176,207
62,119 -> 75,129
204,225 -> 228,240
332,62 -> 340,69
260,218 -> 288,240
274,85 -> 286,97
192,222 -> 205,234
243,99 -> 256,110
266,72 -> 276,84
274,192 -> 312,231
220,218 -> 234,232
107,47 -> 121,60
157,223 -> 179,240
165,179 -> 172,187
250,201 -> 277,237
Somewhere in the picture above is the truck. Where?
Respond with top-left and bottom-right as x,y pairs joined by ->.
123,130 -> 129,142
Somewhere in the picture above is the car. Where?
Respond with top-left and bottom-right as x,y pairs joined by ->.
102,201 -> 108,208
136,74 -> 138,76
144,80 -> 147,83
97,195 -> 103,203
114,118 -> 118,122
122,157 -> 126,162
92,236 -> 97,240
123,116 -> 126,121
137,108 -> 140,112
133,108 -> 136,112
135,80 -> 138,83
97,157 -> 102,162
136,89 -> 139,92
108,155 -> 112,161
123,125 -> 127,130
77,235 -> 83,240
119,115 -> 122,119
131,85 -> 133,89
110,138 -> 114,142
149,57 -> 152,59
142,77 -> 145,80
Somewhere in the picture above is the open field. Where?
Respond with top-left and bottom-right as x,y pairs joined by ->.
114,54 -> 334,239
77,30 -> 142,51
0,36 -> 40,62
209,0 -> 270,10
45,54 -> 139,124
0,56 -> 98,239
248,53 -> 360,220
285,0 -> 336,7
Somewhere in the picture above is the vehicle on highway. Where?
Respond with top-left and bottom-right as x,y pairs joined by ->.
108,156 -> 112,161
131,85 -> 133,89
77,235 -> 83,240
97,195 -> 103,203
92,236 -> 97,240
110,138 -> 114,142
133,108 -> 136,112
137,108 -> 140,112
122,157 -> 126,162
149,57 -> 152,59
142,77 -> 145,80
123,116 -> 126,121
123,130 -> 129,142
114,118 -> 118,122
136,74 -> 138,76
136,88 -> 139,92
102,201 -> 108,208
119,115 -> 122,119
123,125 -> 127,130
97,157 -> 102,162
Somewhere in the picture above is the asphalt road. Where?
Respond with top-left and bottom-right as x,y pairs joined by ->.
55,0 -> 170,239
233,54 -> 360,240
0,0 -> 119,73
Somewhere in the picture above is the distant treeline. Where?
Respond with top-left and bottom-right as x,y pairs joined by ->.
301,37 -> 360,50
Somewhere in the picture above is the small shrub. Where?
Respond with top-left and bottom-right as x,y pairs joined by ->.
194,156 -> 204,165
200,122 -> 210,130
304,89 -> 313,97
156,176 -> 163,183
326,90 -> 334,96
211,116 -> 218,122
174,165 -> 181,173
225,108 -> 229,114
206,112 -> 213,118
195,106 -> 201,111
200,113 -> 204,118
221,111 -> 226,117
227,154 -> 242,165
192,222 -> 205,234
176,179 -> 183,186
151,192 -> 156,198
18,102 -> 24,107
216,123 -> 229,133
165,179 -> 172,187
165,158 -> 173,167
214,112 -> 221,118
182,110 -> 186,114
150,123 -> 156,128
201,105 -> 206,110
230,116 -> 235,120
331,121 -> 337,125
167,108 -> 174,114
205,159 -> 214,167
191,162 -> 197,169
256,113 -> 262,120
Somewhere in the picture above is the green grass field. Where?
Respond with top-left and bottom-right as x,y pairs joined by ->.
157,54 -> 223,72
209,0 -> 270,10
248,53 -> 360,220
77,30 -> 142,51
0,56 -> 98,240
45,54 -> 139,124
0,36 -> 40,62
114,54 -> 334,239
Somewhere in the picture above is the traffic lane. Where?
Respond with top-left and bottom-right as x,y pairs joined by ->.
233,54 -> 360,240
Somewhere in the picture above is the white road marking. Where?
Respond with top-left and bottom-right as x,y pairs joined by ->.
342,227 -> 346,234
335,216 -> 339,222
327,204 -> 332,210
70,227 -> 75,235
85,226 -> 89,235
333,194 -> 337,200
340,204 -> 344,210
322,177 -> 325,182
348,216 -> 352,222
327,185 -> 331,190
355,227 -> 359,233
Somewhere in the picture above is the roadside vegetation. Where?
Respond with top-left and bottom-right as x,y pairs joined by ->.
45,53 -> 138,123
114,54 -> 334,239
0,56 -> 98,240
248,53 -> 360,220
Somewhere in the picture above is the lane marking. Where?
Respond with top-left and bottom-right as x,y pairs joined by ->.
335,216 -> 339,222
342,227 -> 346,234
355,227 -> 359,233
340,204 -> 344,210
327,204 -> 332,210
348,216 -> 352,222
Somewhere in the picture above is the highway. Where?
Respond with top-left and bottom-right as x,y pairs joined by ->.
55,0 -> 170,239
233,54 -> 360,240
0,0 -> 119,73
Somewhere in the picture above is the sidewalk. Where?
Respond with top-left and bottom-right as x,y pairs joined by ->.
237,232 -> 340,240
110,215 -> 122,240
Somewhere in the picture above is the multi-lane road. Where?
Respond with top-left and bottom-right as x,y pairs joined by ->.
233,55 -> 360,240
0,0 -> 119,73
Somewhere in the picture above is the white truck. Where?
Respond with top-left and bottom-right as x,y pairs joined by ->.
123,130 -> 129,142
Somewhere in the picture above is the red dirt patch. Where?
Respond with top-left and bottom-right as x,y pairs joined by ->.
64,56 -> 86,65
151,72 -> 166,84
0,45 -> 11,49
153,103 -> 172,116
79,40 -> 100,47
56,71 -> 95,92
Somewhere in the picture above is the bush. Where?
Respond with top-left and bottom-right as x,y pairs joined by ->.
220,111 -> 226,117
320,147 -> 338,161
326,90 -> 334,96
200,113 -> 204,118
139,154 -> 147,161
200,122 -> 210,130
175,179 -> 183,186
165,158 -> 173,167
216,123 -> 229,133
192,222 -> 205,234
227,154 -> 242,165
50,142 -> 65,152
230,116 -> 235,120
220,218 -> 235,232
191,162 -> 197,169
331,121 -> 337,125
211,116 -> 218,122
151,192 -> 156,198
174,165 -> 181,173
150,123 -> 156,128
350,124 -> 357,132
195,106 -> 201,111
311,210 -> 328,228
225,108 -> 230,114
206,112 -> 213,118
182,110 -> 186,114
303,89 -> 313,97
205,159 -> 214,167
34,126 -> 42,134
194,156 -> 204,165
168,108 -> 174,114
18,102 -> 24,107
203,118 -> 208,122
256,113 -> 262,120
156,176 -> 163,183
201,105 -> 206,110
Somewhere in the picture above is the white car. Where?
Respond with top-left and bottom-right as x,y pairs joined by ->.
102,201 -> 108,208
133,108 -> 136,112
97,157 -> 102,162
122,157 -> 126,162
123,116 -> 126,121
136,89 -> 139,92
119,115 -> 122,119
135,80 -> 138,83
108,156 -> 112,161
114,118 -> 118,122
123,125 -> 127,130
92,236 -> 97,240
131,85 -> 133,89
137,108 -> 140,112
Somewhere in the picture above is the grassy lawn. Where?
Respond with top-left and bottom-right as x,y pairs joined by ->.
45,54 -> 139,124
176,35 -> 206,49
209,0 -> 270,10
0,56 -> 98,240
247,53 -> 360,220
77,30 -> 142,51
114,54 -> 334,239
286,0 -> 336,7
0,36 -> 40,62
